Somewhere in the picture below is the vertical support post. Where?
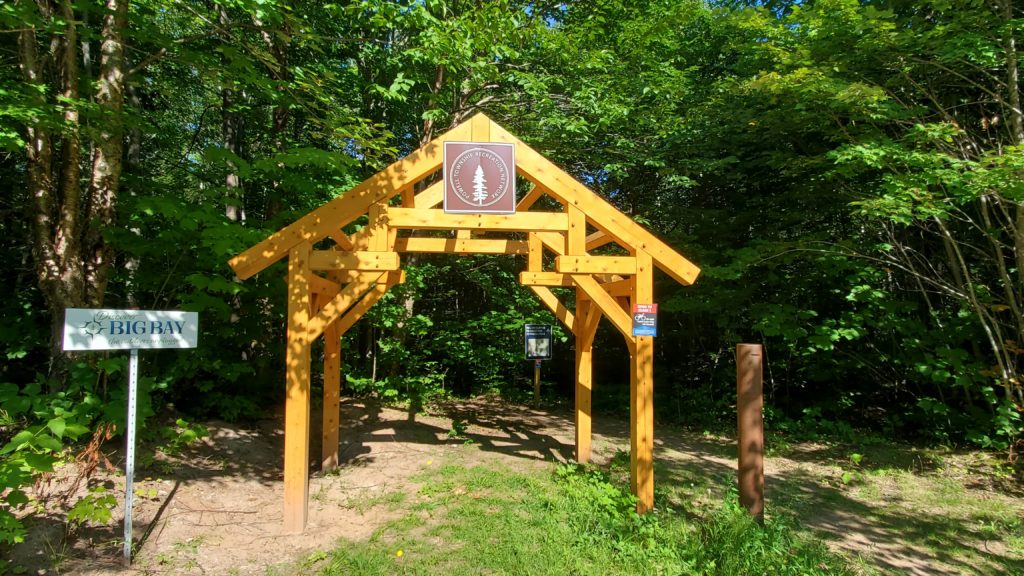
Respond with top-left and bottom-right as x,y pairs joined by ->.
527,233 -> 542,272
533,360 -> 541,406
322,320 -> 342,472
284,243 -> 312,533
574,297 -> 597,463
123,348 -> 139,564
630,251 -> 655,513
737,343 -> 765,523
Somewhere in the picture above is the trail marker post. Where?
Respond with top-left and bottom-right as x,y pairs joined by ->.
62,308 -> 199,564
736,343 -> 765,523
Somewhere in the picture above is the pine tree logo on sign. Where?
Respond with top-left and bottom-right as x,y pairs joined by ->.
443,142 -> 516,213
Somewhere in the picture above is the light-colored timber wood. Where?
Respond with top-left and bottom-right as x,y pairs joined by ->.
284,243 -> 312,533
536,231 -> 567,256
368,203 -> 389,252
519,271 -> 574,287
556,255 -> 637,275
574,297 -> 601,464
488,120 -> 700,286
400,185 -> 415,208
527,233 -> 543,271
309,251 -> 400,272
601,278 -> 633,297
395,237 -> 528,254
330,231 -> 355,251
471,111 -> 491,141
322,320 -> 341,472
528,286 -> 576,331
384,208 -> 569,232
568,206 -> 586,255
572,274 -> 634,344
326,269 -> 400,285
517,185 -> 546,211
414,180 -> 443,209
308,272 -> 385,340
456,229 -> 472,239
586,230 -> 614,251
308,274 -> 341,296
631,251 -> 655,513
228,121 -> 471,280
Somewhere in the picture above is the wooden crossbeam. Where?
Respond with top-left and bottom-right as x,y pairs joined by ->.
228,121 -> 471,280
601,278 -> 633,297
414,180 -> 443,209
309,251 -> 400,272
517,185 -> 547,211
333,271 -> 403,335
586,230 -> 614,251
308,274 -> 341,295
384,208 -> 569,232
489,120 -> 700,285
572,274 -> 634,343
330,231 -> 355,251
529,286 -> 576,331
395,237 -> 528,255
536,231 -> 567,256
556,256 -> 637,275
520,271 -> 574,286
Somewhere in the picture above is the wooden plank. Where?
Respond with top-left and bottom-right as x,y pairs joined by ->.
308,274 -> 341,296
572,274 -> 634,344
414,180 -> 443,209
471,111 -> 491,141
228,121 -> 471,280
568,206 -> 586,255
519,271 -> 574,287
309,251 -> 400,271
395,237 -> 528,255
400,185 -> 415,208
631,251 -> 655,513
456,229 -> 472,239
327,269 -> 400,285
601,278 -> 633,297
536,231 -> 566,256
488,118 -> 700,286
368,202 -> 389,252
585,230 -> 613,251
516,185 -> 547,211
284,243 -> 312,533
527,233 -> 542,271
384,208 -> 569,232
574,297 -> 601,464
556,255 -> 637,275
330,231 -> 355,251
308,272 -> 385,340
322,320 -> 341,472
528,286 -> 576,331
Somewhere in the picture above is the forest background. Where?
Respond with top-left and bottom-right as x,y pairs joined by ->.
1,0 -> 1022,546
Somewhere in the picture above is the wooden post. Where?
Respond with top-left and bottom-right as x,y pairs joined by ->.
574,296 -> 598,464
631,251 -> 655,513
737,343 -> 765,523
284,243 -> 312,533
533,360 -> 541,406
322,320 -> 342,472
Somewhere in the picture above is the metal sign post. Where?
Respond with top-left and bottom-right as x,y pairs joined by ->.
62,308 -> 199,564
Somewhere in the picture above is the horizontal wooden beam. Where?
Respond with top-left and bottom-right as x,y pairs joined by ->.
529,286 -> 575,331
228,122 -> 471,280
520,272 -> 574,287
395,237 -> 528,255
585,231 -> 614,251
327,269 -> 403,285
384,208 -> 569,232
556,256 -> 637,275
309,251 -> 400,271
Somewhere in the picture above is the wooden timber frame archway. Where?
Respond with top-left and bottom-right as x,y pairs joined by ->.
228,114 -> 700,533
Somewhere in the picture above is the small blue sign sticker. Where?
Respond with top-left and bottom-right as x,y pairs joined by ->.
632,304 -> 658,337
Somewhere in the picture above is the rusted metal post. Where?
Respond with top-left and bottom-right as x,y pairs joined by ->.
533,359 -> 541,406
737,343 -> 765,523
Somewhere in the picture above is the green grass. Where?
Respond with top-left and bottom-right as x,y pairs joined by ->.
291,457 -> 855,576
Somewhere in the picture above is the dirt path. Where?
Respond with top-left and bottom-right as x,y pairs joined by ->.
10,397 -> 1024,575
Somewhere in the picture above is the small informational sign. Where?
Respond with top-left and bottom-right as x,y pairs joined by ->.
443,142 -> 516,214
632,303 -> 658,337
63,309 -> 199,351
524,324 -> 553,360
62,308 -> 198,565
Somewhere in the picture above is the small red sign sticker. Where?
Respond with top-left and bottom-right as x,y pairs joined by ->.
632,303 -> 658,337
443,142 -> 516,214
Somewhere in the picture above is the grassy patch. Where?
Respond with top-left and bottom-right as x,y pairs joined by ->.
296,458 -> 854,576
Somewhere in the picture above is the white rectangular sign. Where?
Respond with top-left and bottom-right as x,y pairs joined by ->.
63,308 -> 199,351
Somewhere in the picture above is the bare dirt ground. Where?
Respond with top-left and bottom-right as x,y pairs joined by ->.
9,396 -> 1024,575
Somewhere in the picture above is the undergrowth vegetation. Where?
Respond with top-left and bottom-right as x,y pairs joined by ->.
300,462 -> 854,576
